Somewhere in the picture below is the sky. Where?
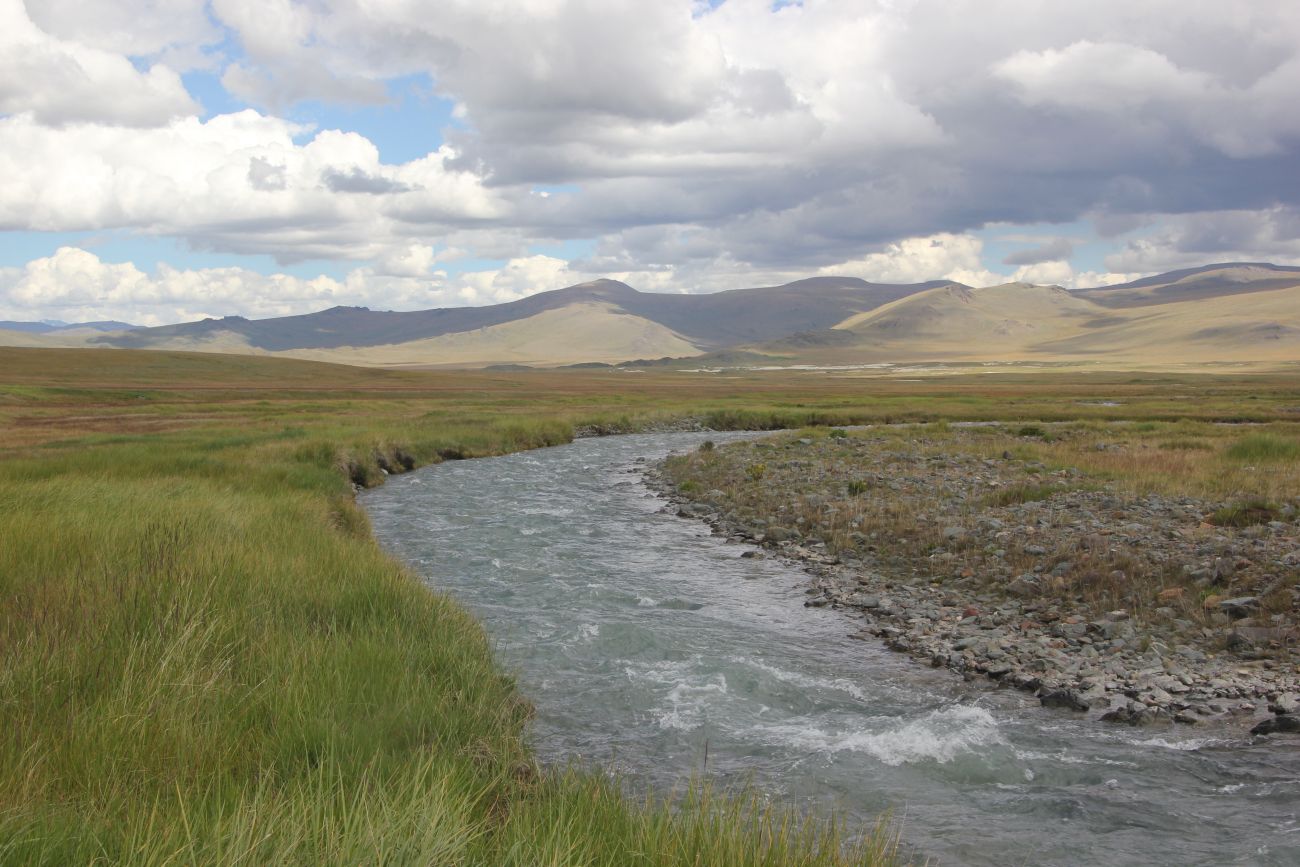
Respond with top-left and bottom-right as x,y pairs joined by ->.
2,0 -> 1300,326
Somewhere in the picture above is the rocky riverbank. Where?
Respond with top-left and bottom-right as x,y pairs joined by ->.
646,427 -> 1300,734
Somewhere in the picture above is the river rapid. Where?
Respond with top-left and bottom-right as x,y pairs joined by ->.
361,432 -> 1300,866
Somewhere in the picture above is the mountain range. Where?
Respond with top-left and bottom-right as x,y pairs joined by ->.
3,263 -> 1298,370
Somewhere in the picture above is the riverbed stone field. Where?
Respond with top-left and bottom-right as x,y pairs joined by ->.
650,426 -> 1300,733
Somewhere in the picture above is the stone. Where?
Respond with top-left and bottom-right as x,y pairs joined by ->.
1101,703 -> 1153,726
763,526 -> 798,543
1251,716 -> 1300,735
1040,688 -> 1090,711
1219,597 -> 1260,619
1269,693 -> 1299,715
1003,577 -> 1034,597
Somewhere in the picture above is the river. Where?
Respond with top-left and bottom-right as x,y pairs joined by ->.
361,432 -> 1300,866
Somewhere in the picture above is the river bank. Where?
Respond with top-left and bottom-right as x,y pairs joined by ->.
366,430 -> 1300,866
649,424 -> 1300,733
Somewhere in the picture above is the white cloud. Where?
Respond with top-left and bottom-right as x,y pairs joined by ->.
454,255 -> 582,305
0,0 -> 198,126
995,41 -> 1211,113
1009,260 -> 1074,286
0,247 -> 593,325
3,0 -> 1300,317
994,39 -> 1300,158
820,234 -> 1006,288
24,0 -> 219,65
0,110 -> 502,260
0,246 -> 371,324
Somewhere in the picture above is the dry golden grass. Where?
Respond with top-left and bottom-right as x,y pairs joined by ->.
664,421 -> 1300,640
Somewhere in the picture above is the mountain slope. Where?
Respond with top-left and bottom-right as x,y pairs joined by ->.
750,272 -> 1300,365
1034,284 -> 1300,361
281,302 -> 701,368
776,282 -> 1104,361
9,262 -> 1298,368
1076,263 -> 1300,307
93,277 -> 949,355
0,320 -> 135,333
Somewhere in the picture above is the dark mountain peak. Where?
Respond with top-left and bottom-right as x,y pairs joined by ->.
777,276 -> 872,291
551,278 -> 638,301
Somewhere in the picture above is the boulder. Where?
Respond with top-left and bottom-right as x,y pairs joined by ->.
1251,716 -> 1300,736
1040,688 -> 1090,712
1219,597 -> 1260,619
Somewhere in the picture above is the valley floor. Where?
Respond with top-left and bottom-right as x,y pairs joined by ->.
2,346 -> 1298,863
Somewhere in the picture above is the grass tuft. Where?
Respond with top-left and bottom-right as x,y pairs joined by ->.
1224,433 -> 1300,463
1208,499 -> 1281,527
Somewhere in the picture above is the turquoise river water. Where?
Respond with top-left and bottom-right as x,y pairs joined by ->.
361,432 -> 1300,866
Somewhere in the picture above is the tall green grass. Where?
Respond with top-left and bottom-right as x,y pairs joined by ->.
0,410 -> 896,864
1224,433 -> 1300,463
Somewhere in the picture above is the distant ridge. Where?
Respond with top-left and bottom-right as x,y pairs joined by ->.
0,320 -> 136,333
93,276 -> 952,354
1075,263 -> 1300,307
3,262 -> 1298,369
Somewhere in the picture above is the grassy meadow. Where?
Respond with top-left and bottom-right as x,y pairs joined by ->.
2,346 -> 1299,864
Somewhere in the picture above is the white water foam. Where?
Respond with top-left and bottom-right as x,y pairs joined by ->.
1013,748 -> 1138,769
1129,736 -> 1236,752
624,659 -> 730,732
754,705 -> 1006,766
736,656 -> 870,703
657,675 -> 730,731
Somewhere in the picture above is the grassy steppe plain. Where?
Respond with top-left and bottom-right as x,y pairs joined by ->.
3,347 -> 1299,865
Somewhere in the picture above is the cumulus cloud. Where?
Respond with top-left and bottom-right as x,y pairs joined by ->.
819,234 -> 1006,288
4,0 -> 1300,317
0,246 -> 377,324
0,0 -> 198,126
0,110 -> 502,261
0,246 -> 600,324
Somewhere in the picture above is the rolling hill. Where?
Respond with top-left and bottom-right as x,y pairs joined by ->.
745,266 -> 1300,367
82,276 -> 952,364
2,263 -> 1298,369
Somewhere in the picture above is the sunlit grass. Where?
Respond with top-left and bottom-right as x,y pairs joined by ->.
3,346 -> 1300,863
0,348 -> 909,865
